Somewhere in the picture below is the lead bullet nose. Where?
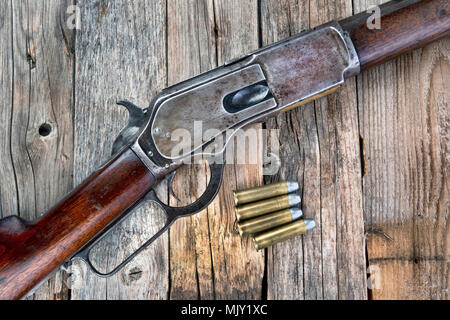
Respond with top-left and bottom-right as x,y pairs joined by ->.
287,194 -> 301,206
304,219 -> 316,231
286,181 -> 299,193
290,208 -> 303,220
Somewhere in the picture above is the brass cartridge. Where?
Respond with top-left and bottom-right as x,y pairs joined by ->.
237,208 -> 303,236
252,219 -> 316,250
235,194 -> 301,221
233,181 -> 299,206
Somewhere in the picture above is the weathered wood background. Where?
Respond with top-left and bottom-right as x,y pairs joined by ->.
0,0 -> 448,300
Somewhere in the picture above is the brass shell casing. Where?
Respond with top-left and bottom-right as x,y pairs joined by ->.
252,220 -> 308,250
235,194 -> 297,221
237,208 -> 299,235
233,181 -> 290,206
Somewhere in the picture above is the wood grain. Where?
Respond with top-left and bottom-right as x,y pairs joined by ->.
0,0 -> 16,233
358,32 -> 450,299
70,0 -> 168,300
0,0 -> 75,300
165,0 -> 265,299
261,0 -> 367,299
166,0 -> 216,300
208,0 -> 265,299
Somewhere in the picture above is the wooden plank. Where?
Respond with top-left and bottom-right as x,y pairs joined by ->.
206,0 -> 265,299
260,0 -> 310,300
26,0 -> 75,299
168,0 -> 265,300
0,0 -> 17,225
261,0 -> 367,299
0,0 -> 75,300
70,0 -> 168,300
166,0 -> 217,300
357,9 -> 450,298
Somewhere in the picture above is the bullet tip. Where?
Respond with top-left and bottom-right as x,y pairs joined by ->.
290,208 -> 303,220
286,181 -> 299,193
287,194 -> 301,206
304,219 -> 316,231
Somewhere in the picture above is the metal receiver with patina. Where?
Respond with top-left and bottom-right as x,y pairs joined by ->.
136,22 -> 359,163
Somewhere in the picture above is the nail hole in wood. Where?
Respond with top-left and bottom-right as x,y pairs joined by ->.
39,123 -> 52,137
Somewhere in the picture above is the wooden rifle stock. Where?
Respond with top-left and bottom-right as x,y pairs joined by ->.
0,148 -> 154,299
342,0 -> 449,70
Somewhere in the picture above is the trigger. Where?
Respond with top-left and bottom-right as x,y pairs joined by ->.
168,171 -> 181,203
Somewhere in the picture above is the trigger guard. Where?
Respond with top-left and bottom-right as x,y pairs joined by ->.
71,158 -> 225,278
148,159 -> 225,220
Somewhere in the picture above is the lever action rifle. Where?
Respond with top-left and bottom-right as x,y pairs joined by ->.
0,0 -> 448,299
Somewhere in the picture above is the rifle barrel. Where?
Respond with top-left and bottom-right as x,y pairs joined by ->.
343,0 -> 449,70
